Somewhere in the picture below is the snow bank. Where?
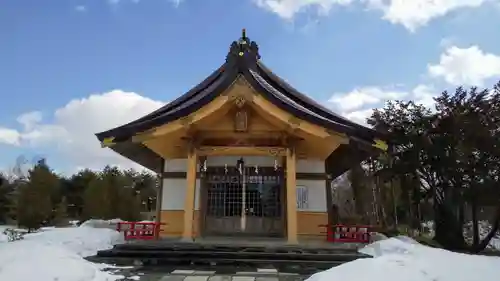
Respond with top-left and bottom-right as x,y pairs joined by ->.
80,218 -> 124,230
307,236 -> 500,281
0,232 -> 8,243
0,221 -> 125,281
0,240 -> 121,281
23,225 -> 124,257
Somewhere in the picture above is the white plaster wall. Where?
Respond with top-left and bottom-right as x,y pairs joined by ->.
164,159 -> 188,172
297,160 -> 325,173
161,178 -> 201,210
296,179 -> 327,212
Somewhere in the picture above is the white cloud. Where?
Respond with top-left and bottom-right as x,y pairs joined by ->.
412,84 -> 436,108
439,37 -> 457,48
330,84 -> 436,125
0,128 -> 21,146
108,0 -> 143,5
17,111 -> 43,131
2,90 -> 165,172
329,86 -> 408,111
365,0 -> 488,32
253,0 -> 493,31
253,0 -> 353,20
342,108 -> 375,125
75,5 -> 87,12
428,45 -> 500,86
169,0 -> 183,7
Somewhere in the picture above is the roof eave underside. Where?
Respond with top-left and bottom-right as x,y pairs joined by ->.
109,143 -> 163,173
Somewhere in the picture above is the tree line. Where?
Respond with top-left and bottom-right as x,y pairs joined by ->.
332,82 -> 500,253
0,162 -> 158,232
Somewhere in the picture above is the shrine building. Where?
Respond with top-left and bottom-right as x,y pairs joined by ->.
95,30 -> 387,244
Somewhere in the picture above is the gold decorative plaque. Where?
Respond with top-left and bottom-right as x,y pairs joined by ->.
234,110 -> 248,132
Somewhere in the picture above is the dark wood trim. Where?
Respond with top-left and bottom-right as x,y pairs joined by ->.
162,171 -> 328,180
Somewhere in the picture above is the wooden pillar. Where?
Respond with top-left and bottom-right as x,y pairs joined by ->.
286,146 -> 298,244
182,146 -> 197,241
324,155 -> 335,225
155,159 -> 165,226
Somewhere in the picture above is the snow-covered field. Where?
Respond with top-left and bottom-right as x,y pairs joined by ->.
0,221 -> 125,281
307,236 -> 500,281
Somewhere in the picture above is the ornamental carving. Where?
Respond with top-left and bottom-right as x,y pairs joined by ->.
255,147 -> 286,156
225,29 -> 261,65
234,96 -> 246,107
228,90 -> 254,107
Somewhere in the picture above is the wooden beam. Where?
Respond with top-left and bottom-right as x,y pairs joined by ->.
194,130 -> 289,140
197,146 -> 287,157
162,171 -> 329,180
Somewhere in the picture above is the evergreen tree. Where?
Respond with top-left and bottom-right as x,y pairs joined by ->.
64,169 -> 97,219
82,176 -> 112,220
16,182 -> 51,232
53,197 -> 69,226
0,173 -> 13,223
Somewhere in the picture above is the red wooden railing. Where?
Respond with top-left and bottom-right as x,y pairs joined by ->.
116,221 -> 165,240
318,224 -> 372,243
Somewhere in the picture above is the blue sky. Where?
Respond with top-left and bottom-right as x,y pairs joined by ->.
1,0 -> 500,175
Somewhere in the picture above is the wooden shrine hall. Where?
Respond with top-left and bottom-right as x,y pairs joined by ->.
95,30 -> 388,244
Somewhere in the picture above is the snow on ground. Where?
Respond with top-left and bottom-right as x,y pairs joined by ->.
0,231 -> 7,242
0,220 -> 125,281
22,225 -> 124,257
307,236 -> 500,281
80,218 -> 125,229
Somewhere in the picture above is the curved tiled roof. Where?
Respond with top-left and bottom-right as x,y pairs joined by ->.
95,31 -> 387,177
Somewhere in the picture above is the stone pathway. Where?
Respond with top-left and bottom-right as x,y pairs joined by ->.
116,266 -> 315,281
